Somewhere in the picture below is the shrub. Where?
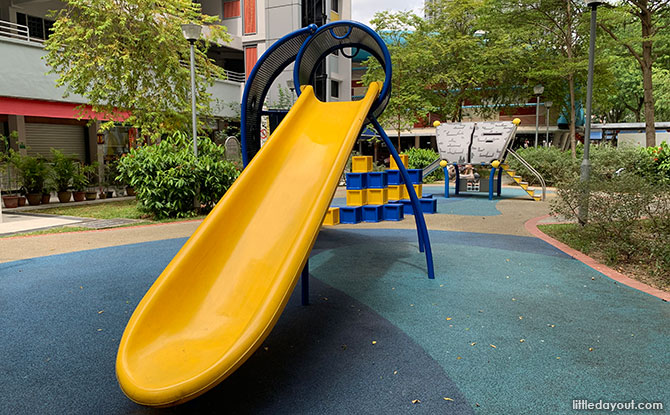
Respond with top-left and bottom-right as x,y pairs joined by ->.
116,132 -> 240,219
10,153 -> 51,194
402,147 -> 444,183
508,146 -> 579,186
643,141 -> 670,183
551,173 -> 670,280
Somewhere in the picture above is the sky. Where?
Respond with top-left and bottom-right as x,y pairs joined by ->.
351,0 -> 424,26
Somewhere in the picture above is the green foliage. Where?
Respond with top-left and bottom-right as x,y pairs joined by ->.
10,153 -> 51,194
71,163 -> 98,191
116,132 -> 240,219
644,141 -> 670,182
508,147 -> 579,186
45,0 -> 230,137
551,174 -> 670,281
50,149 -> 77,192
402,147 -> 444,183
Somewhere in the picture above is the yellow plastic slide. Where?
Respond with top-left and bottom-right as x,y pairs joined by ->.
116,82 -> 382,407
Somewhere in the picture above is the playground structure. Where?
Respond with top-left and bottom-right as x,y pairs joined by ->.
323,154 -> 437,226
116,21 -> 434,407
426,120 -> 546,201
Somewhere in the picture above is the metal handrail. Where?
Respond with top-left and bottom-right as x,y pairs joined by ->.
0,19 -> 42,43
222,69 -> 245,83
506,148 -> 546,201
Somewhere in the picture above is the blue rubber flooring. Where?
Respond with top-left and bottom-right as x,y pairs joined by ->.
1,228 -> 668,414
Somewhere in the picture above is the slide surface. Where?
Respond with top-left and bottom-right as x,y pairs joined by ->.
116,83 -> 381,406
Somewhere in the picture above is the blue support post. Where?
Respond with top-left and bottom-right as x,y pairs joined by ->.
488,167 -> 495,200
497,166 -> 503,197
443,167 -> 449,198
454,164 -> 460,196
370,117 -> 435,279
301,259 -> 309,306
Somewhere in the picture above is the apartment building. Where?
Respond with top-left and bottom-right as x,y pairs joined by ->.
0,0 -> 351,167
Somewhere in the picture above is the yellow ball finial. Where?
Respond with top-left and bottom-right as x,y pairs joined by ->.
439,160 -> 448,168
491,160 -> 500,168
512,118 -> 521,125
433,120 -> 441,127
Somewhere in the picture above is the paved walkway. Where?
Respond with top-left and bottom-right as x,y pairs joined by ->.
1,184 -> 668,414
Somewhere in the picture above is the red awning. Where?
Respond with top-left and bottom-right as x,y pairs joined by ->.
0,96 -> 129,121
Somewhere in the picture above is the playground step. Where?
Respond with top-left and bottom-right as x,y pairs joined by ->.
519,182 -> 528,189
513,176 -> 523,183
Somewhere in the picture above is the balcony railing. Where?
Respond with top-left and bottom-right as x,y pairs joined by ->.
223,69 -> 245,83
0,19 -> 43,44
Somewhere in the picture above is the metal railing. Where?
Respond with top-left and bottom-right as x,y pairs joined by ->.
506,148 -> 546,201
0,19 -> 42,43
223,69 -> 245,83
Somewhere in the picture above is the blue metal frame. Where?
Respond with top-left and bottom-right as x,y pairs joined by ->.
293,20 -> 392,117
240,24 -> 318,167
371,117 -> 435,280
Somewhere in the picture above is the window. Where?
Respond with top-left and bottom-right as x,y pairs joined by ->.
16,13 -> 54,40
331,0 -> 339,13
223,0 -> 241,18
244,0 -> 256,34
331,80 -> 340,98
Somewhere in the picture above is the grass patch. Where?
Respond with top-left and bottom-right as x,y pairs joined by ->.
0,222 -> 157,239
24,199 -> 144,219
538,222 -> 669,291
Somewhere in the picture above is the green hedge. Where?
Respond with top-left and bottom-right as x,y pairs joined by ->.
117,132 -> 240,219
402,147 -> 444,183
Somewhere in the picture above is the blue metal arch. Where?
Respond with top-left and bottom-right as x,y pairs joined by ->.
292,20 -> 392,119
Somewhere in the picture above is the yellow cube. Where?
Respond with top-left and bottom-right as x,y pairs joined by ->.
351,156 -> 372,173
388,184 -> 403,200
389,154 -> 408,170
322,207 -> 340,226
413,184 -> 423,197
346,189 -> 367,206
367,188 -> 388,205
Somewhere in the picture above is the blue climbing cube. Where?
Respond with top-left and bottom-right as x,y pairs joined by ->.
420,198 -> 437,214
346,173 -> 367,190
399,199 -> 413,215
362,205 -> 383,222
367,171 -> 388,188
407,169 -> 423,184
383,204 -> 404,221
339,206 -> 362,224
386,169 -> 402,185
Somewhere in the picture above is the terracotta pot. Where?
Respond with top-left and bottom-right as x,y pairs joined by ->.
18,196 -> 26,206
125,186 -> 136,196
2,195 -> 19,208
99,192 -> 107,199
85,191 -> 97,201
41,194 -> 51,204
57,191 -> 72,203
73,191 -> 86,202
26,193 -> 42,206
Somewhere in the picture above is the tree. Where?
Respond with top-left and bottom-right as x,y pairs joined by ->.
599,1 -> 670,146
45,0 -> 231,138
362,11 -> 432,150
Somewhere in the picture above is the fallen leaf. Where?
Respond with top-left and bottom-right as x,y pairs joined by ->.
444,397 -> 454,401
264,347 -> 269,351
410,304 -> 414,307
97,310 -> 104,314
457,356 -> 462,360
393,370 -> 398,375
445,317 -> 452,321
588,347 -> 594,351
520,339 -> 525,343
470,342 -> 477,346
519,316 -> 523,320
490,344 -> 497,349
439,284 -> 444,287
412,399 -> 421,404
372,341 -> 377,345
475,403 -> 481,407
97,329 -> 102,332
548,324 -> 555,328
556,357 -> 561,359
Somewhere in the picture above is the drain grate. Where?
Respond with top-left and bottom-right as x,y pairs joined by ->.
77,218 -> 144,229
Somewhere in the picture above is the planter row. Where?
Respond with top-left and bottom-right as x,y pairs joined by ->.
2,187 -> 134,208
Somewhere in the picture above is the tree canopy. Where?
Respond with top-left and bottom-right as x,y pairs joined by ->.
45,0 -> 231,137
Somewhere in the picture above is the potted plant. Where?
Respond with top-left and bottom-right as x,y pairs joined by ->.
71,164 -> 88,202
83,162 -> 99,200
51,149 -> 76,203
41,183 -> 54,204
11,153 -> 51,206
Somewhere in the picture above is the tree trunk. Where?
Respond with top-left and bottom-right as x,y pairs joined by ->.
640,8 -> 656,147
568,73 -> 577,158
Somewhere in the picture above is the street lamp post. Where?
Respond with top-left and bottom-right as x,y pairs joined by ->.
578,0 -> 602,224
181,23 -> 202,157
544,101 -> 553,147
533,84 -> 544,147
